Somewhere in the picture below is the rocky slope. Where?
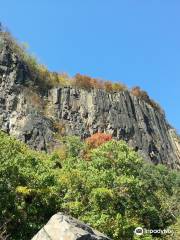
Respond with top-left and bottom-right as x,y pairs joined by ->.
0,32 -> 180,169
32,213 -> 111,240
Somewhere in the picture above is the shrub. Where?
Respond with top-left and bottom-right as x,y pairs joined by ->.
112,82 -> 127,92
131,86 -> 147,99
56,72 -> 70,86
73,73 -> 93,90
73,74 -> 127,93
53,121 -> 66,136
85,132 -> 112,148
103,81 -> 127,92
90,77 -> 104,89
131,86 -> 161,112
62,136 -> 84,158
104,81 -> 127,92
103,81 -> 113,92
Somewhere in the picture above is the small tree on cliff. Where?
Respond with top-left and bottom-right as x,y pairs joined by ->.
86,132 -> 112,148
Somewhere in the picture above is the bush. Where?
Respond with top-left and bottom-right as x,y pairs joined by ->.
104,81 -> 113,92
131,86 -> 149,100
112,82 -> 127,92
86,132 -> 112,148
131,86 -> 161,112
104,81 -> 127,92
73,74 -> 127,92
73,73 -> 94,90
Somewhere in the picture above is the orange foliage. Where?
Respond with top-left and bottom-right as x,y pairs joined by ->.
131,86 -> 161,112
131,86 -> 151,101
73,73 -> 93,89
104,81 -> 113,92
86,132 -> 112,148
73,74 -> 126,93
90,78 -> 104,89
131,86 -> 142,97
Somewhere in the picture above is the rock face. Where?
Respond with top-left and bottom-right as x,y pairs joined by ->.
0,31 -> 180,168
32,212 -> 111,240
47,87 -> 180,168
0,36 -> 56,151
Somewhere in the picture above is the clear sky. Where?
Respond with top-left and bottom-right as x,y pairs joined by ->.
0,0 -> 180,132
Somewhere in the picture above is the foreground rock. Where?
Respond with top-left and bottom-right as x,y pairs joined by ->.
32,212 -> 111,240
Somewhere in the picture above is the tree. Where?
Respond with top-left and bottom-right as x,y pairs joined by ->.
0,131 -> 179,240
73,73 -> 93,89
112,82 -> 126,92
59,140 -> 180,239
104,81 -> 113,92
86,132 -> 112,148
0,132 -> 61,240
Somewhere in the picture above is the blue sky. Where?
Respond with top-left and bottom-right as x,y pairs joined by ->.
0,0 -> 180,132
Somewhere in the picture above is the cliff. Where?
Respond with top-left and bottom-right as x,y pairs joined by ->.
0,32 -> 180,169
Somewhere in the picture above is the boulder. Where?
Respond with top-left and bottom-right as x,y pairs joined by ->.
32,212 -> 111,240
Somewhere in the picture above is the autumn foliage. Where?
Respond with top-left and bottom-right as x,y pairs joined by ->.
86,132 -> 112,148
131,86 -> 161,112
131,86 -> 150,100
0,27 -> 161,113
72,74 -> 94,89
72,73 -> 126,92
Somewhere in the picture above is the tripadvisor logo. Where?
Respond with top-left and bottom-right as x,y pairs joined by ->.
134,227 -> 144,236
134,227 -> 173,236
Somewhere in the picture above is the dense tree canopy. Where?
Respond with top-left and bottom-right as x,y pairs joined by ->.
0,131 -> 179,240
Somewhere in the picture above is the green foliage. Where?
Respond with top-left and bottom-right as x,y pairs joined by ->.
0,132 -> 61,239
62,136 -> 84,158
57,139 -> 180,240
0,132 -> 179,239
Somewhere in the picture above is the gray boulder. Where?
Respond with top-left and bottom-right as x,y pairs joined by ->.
32,212 -> 111,240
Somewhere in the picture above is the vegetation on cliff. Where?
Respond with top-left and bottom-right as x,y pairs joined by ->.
0,25 -> 161,112
0,131 -> 179,240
